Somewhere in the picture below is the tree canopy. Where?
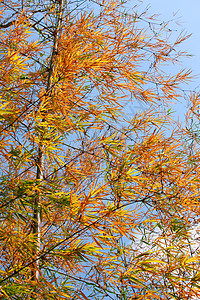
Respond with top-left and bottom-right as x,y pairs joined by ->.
0,0 -> 200,299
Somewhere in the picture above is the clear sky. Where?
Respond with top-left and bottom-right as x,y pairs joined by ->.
126,0 -> 200,123
142,0 -> 200,88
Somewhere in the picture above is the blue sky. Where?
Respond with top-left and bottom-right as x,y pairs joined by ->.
125,0 -> 200,123
142,0 -> 200,88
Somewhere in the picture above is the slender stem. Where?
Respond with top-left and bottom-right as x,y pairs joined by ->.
31,0 -> 64,296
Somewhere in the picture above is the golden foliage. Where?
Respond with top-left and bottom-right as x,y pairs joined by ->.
0,0 -> 199,299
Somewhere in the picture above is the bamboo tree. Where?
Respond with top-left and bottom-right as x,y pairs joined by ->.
0,0 -> 200,299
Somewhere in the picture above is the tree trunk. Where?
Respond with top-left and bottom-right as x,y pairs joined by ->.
31,0 -> 64,296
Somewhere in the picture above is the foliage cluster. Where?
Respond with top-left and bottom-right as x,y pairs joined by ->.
0,0 -> 200,299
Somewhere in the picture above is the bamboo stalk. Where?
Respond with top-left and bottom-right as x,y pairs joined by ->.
31,0 -> 64,296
